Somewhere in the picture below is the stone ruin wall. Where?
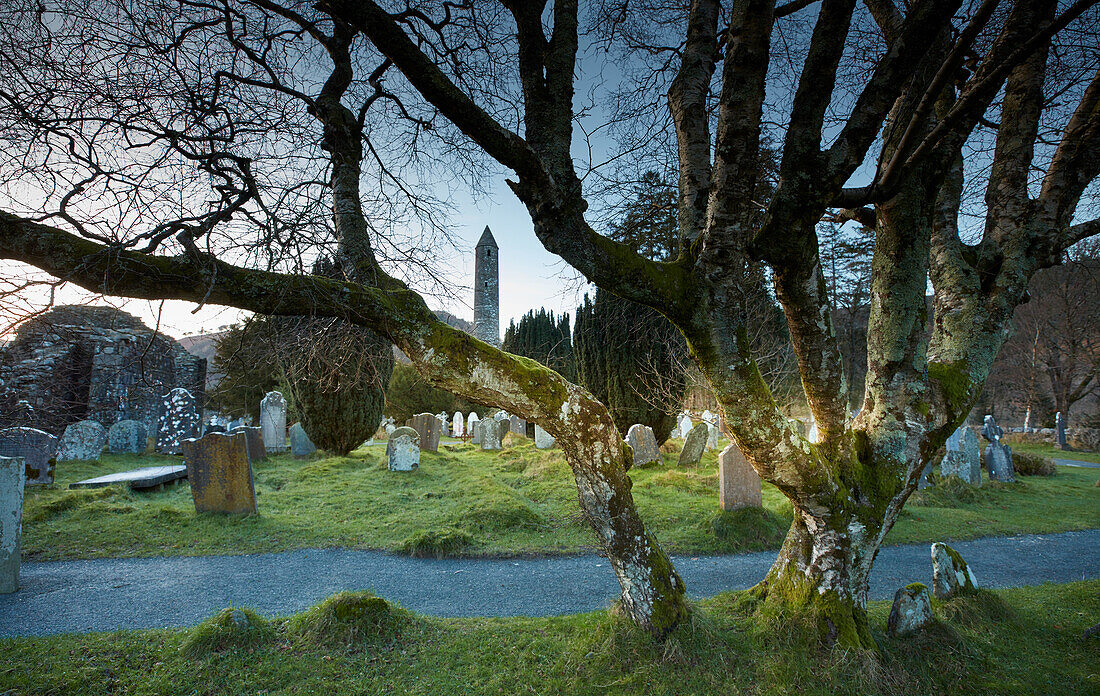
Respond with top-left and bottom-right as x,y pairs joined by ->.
0,306 -> 206,436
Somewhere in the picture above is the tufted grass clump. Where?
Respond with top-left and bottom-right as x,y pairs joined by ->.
399,526 -> 473,557
908,475 -> 990,508
1012,452 -> 1056,477
26,487 -> 119,522
179,607 -> 274,659
285,591 -> 408,651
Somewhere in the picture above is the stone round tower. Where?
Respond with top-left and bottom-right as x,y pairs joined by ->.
473,226 -> 500,346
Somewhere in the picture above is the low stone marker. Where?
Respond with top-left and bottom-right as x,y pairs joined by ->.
289,423 -> 317,457
231,426 -> 266,464
260,391 -> 287,452
718,443 -> 761,510
940,426 -> 981,485
678,423 -> 709,467
1,456 -> 26,593
182,431 -> 257,515
107,419 -> 147,454
1056,411 -> 1067,450
452,412 -> 464,438
626,424 -> 660,469
156,388 -> 201,455
931,542 -> 978,599
57,420 -> 108,462
70,465 -> 188,491
387,426 -> 421,472
510,415 -> 527,437
534,424 -> 555,449
0,427 -> 58,485
479,418 -> 502,451
887,583 -> 933,637
407,413 -> 442,452
469,413 -> 482,444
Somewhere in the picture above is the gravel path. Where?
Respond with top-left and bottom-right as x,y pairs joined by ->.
2,529 -> 1097,637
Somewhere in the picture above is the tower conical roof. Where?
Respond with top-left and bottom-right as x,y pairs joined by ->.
476,225 -> 498,249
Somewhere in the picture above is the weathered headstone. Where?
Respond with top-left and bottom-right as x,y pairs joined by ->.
479,418 -> 502,451
718,443 -> 761,510
984,443 -> 1015,482
534,424 -> 555,449
181,431 -> 256,514
231,426 -> 266,464
706,423 -> 720,450
260,391 -> 287,453
0,456 -> 26,593
452,412 -> 465,438
289,423 -> 317,457
886,583 -> 933,637
407,413 -> 442,452
0,427 -> 58,485
940,426 -> 981,485
678,423 -> 709,467
493,411 -> 509,422
509,415 -> 527,438
930,542 -> 978,599
679,415 -> 693,437
107,419 -> 147,454
469,413 -> 482,444
1056,411 -> 1067,450
56,420 -> 108,462
156,388 -> 201,455
386,426 -> 420,472
626,424 -> 660,469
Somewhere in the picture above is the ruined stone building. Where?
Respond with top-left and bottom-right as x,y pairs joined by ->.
0,306 -> 206,436
473,226 -> 500,347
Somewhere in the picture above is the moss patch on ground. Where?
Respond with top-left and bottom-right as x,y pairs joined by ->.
19,441 -> 1100,561
0,580 -> 1096,695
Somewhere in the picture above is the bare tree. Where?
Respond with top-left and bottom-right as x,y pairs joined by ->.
1,1 -> 1098,647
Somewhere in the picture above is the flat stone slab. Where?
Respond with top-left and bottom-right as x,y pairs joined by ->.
69,465 -> 187,490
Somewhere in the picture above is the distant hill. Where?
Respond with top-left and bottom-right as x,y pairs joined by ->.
179,331 -> 227,388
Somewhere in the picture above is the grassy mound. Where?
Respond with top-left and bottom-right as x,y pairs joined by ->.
710,507 -> 791,550
285,591 -> 408,650
178,607 -> 274,659
1012,452 -> 1056,477
399,527 -> 473,557
26,487 -> 119,522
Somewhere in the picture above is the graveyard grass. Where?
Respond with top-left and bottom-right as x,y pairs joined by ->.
1,580 -> 1097,695
20,439 -> 1100,562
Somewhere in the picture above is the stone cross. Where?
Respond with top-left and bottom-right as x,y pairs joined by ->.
0,455 -> 26,593
156,388 -> 201,455
260,391 -> 287,452
0,427 -> 58,485
718,443 -> 761,510
107,419 -> 147,454
678,423 -> 708,467
407,413 -> 442,452
625,424 -> 660,469
387,426 -> 421,471
57,420 -> 108,462
181,431 -> 257,515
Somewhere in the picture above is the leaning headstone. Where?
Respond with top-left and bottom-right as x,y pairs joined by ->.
984,443 -> 1015,482
510,415 -> 527,438
718,443 -> 761,510
534,424 -> 555,449
407,413 -> 442,453
452,412 -> 465,438
1056,412 -> 1067,450
289,423 -> 317,457
56,420 -> 108,462
260,391 -> 287,453
469,413 -> 482,444
886,583 -> 933,637
0,427 -> 58,485
386,426 -> 420,472
231,426 -> 266,464
678,415 -> 693,437
479,418 -> 502,451
626,424 -> 660,469
930,542 -> 978,599
108,419 -> 147,454
181,431 -> 256,514
0,456 -> 26,593
940,426 -> 981,485
156,388 -> 201,455
678,423 -> 709,467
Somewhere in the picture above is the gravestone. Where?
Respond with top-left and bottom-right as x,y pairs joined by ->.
494,411 -> 509,422
679,415 -> 693,437
260,391 -> 287,453
231,426 -> 266,464
718,443 -> 761,510
917,460 -> 934,489
156,388 -> 201,455
886,583 -> 933,637
0,427 -> 58,485
107,419 -> 147,454
706,423 -> 720,450
386,426 -> 420,472
940,426 -> 981,485
479,418 -> 502,451
626,424 -> 660,469
0,456 -> 25,593
678,423 -> 709,467
930,542 -> 978,599
534,424 -> 555,449
437,413 -> 450,438
70,465 -> 188,491
1056,412 -> 1067,450
980,415 -> 1015,483
181,431 -> 256,514
407,413 -> 442,452
469,413 -> 482,444
289,423 -> 317,457
56,420 -> 108,462
452,412 -> 464,438
510,415 -> 527,438
205,424 -> 226,435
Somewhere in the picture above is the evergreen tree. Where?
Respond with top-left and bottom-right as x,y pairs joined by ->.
501,308 -> 576,381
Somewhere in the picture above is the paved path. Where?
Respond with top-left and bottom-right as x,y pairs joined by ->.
2,529 -> 1097,637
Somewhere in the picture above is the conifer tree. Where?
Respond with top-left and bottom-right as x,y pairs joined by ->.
502,308 -> 576,381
